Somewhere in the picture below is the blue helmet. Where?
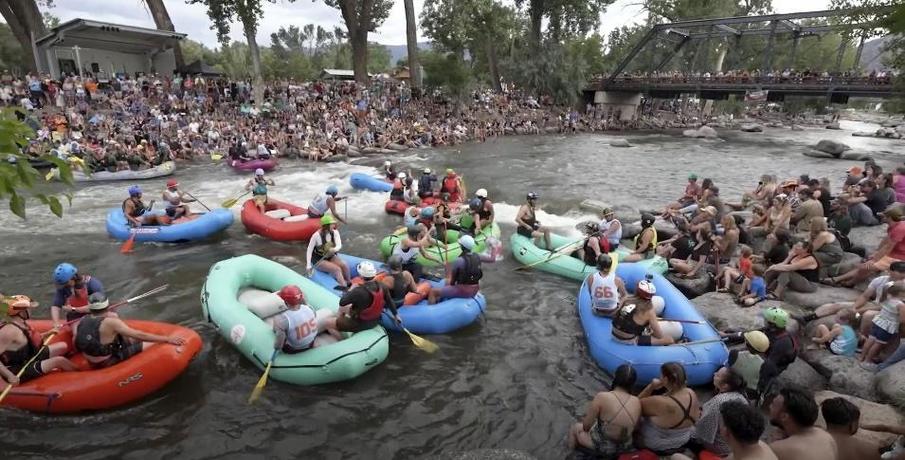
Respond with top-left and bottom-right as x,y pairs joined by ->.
326,185 -> 339,196
53,262 -> 78,284
469,198 -> 482,212
128,185 -> 142,197
421,206 -> 435,218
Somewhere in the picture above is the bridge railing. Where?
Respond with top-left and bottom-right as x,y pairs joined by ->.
591,74 -> 896,88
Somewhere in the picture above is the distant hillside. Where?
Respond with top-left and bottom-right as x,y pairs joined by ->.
383,42 -> 432,65
860,36 -> 892,72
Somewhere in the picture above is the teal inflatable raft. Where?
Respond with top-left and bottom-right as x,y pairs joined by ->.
510,233 -> 667,282
201,254 -> 389,385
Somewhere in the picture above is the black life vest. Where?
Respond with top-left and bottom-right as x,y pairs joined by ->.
454,253 -> 483,285
75,315 -> 120,358
121,198 -> 146,218
0,321 -> 36,367
475,200 -> 492,220
389,272 -> 409,301
418,175 -> 433,193
611,304 -> 649,339
357,281 -> 386,321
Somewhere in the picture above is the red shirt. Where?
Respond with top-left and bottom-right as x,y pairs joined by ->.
888,221 -> 905,260
739,256 -> 753,278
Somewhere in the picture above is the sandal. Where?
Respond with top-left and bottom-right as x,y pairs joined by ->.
765,292 -> 778,301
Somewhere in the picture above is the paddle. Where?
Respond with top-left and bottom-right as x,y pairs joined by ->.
381,310 -> 439,353
120,200 -> 156,254
0,284 -> 168,404
515,236 -> 589,271
184,192 -> 211,212
248,349 -> 278,404
667,337 -> 726,347
222,191 -> 250,208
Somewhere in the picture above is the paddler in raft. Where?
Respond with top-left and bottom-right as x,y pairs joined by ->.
389,172 -> 407,202
383,160 -> 397,182
428,235 -> 483,304
123,185 -> 170,227
466,189 -> 495,235
515,192 -> 552,250
0,295 -> 78,387
307,185 -> 347,225
74,293 -> 185,368
622,213 -> 657,263
610,278 -> 675,345
270,285 -> 343,352
394,224 -> 443,281
246,168 -> 275,214
162,179 -> 196,220
330,261 -> 400,332
382,256 -> 423,304
306,214 -> 351,291
585,254 -> 627,317
440,168 -> 465,203
50,262 -> 105,326
417,168 -> 437,200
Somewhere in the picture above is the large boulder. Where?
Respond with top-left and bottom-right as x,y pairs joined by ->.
840,151 -> 873,161
791,125 -> 805,131
610,138 -> 632,147
802,349 -> 878,401
826,122 -> 842,130
849,225 -> 887,255
683,126 -> 719,139
876,360 -> 905,409
692,292 -> 806,331
776,359 -> 828,390
741,124 -> 764,133
667,271 -> 713,299
782,285 -> 861,311
803,150 -> 837,159
815,391 -> 905,448
851,131 -> 876,137
813,139 -> 851,156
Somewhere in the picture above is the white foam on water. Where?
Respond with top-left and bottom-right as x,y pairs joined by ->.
491,202 -> 596,238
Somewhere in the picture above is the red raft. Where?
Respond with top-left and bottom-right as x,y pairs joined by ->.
1,320 -> 202,414
384,196 -> 460,216
241,198 -> 320,241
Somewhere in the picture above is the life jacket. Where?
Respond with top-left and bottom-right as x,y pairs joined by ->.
441,176 -> 459,194
454,253 -> 483,285
122,198 -> 146,218
252,177 -> 268,196
474,200 -> 492,221
590,271 -> 619,315
67,275 -> 92,308
634,227 -> 658,253
612,303 -> 649,340
282,306 -> 319,350
0,321 -> 36,367
357,281 -> 386,321
75,315 -> 120,359
418,175 -> 433,194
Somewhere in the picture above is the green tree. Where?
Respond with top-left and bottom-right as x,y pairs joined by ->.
321,0 -> 394,82
0,23 -> 28,75
514,0 -> 614,49
421,50 -> 472,99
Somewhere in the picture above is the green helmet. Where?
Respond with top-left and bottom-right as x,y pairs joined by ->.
763,307 -> 789,328
320,214 -> 336,226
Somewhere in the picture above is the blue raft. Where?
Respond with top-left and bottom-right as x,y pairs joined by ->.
106,208 -> 234,243
350,172 -> 393,192
577,263 -> 727,386
309,254 -> 486,334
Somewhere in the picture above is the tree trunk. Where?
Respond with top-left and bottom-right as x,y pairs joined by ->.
714,44 -> 728,73
528,0 -> 543,50
485,39 -> 502,93
5,0 -> 45,74
0,0 -> 36,72
350,29 -> 369,84
145,0 -> 184,69
403,0 -> 420,88
243,20 -> 264,108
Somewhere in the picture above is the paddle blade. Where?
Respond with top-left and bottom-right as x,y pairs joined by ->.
44,170 -> 55,181
221,197 -> 239,208
247,362 -> 273,404
405,329 -> 439,353
0,384 -> 13,404
120,234 -> 136,254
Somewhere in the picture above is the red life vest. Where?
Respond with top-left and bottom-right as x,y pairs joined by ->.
357,282 -> 386,321
442,176 -> 459,193
68,275 -> 92,308
392,179 -> 403,190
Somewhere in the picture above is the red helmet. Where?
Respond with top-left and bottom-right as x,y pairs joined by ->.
166,179 -> 178,188
278,285 -> 304,306
636,279 -> 656,300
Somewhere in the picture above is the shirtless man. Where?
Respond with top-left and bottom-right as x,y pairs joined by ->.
768,385 -> 838,460
515,192 -> 551,249
820,397 -> 881,460
719,400 -> 778,460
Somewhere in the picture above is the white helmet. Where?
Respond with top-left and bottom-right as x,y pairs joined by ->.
357,261 -> 377,279
475,188 -> 488,198
398,172 -> 407,180
423,168 -> 431,174
384,160 -> 391,166
254,168 -> 264,176
651,295 -> 666,315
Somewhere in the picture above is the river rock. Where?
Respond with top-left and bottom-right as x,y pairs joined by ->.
692,292 -> 806,331
683,126 -> 719,139
840,151 -> 872,161
826,122 -> 841,130
388,143 -> 408,151
876,360 -> 905,409
802,349 -> 878,401
791,125 -> 804,131
579,199 -> 609,215
610,138 -> 632,147
782,285 -> 861,311
667,271 -> 713,299
815,391 -> 905,448
881,120 -> 901,128
776,359 -> 828,390
852,131 -> 876,137
740,124 -> 764,133
813,139 -> 851,156
766,121 -> 784,128
803,150 -> 837,159
439,449 -> 538,460
849,224 -> 886,255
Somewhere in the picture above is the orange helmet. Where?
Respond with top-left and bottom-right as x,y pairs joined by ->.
5,295 -> 39,314
278,285 -> 304,306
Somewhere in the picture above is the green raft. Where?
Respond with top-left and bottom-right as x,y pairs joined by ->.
510,233 -> 668,282
201,254 -> 389,385
378,216 -> 501,267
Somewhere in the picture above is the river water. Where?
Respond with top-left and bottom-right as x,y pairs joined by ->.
2,119 -> 903,459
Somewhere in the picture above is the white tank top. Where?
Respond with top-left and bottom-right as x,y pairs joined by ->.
282,306 -> 318,350
590,270 -> 619,314
163,189 -> 181,206
598,218 -> 622,245
309,194 -> 329,215
393,239 -> 419,263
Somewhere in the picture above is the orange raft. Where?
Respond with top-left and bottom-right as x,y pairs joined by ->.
1,320 -> 202,414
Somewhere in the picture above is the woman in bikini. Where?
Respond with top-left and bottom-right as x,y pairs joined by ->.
637,362 -> 702,456
568,364 -> 642,458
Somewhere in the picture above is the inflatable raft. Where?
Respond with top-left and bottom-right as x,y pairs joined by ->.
379,221 -> 501,268
309,254 -> 486,334
350,172 -> 393,192
106,208 -> 234,243
509,233 -> 668,281
240,199 -> 318,242
577,264 -> 728,386
229,158 -> 278,172
201,254 -> 389,385
53,161 -> 176,182
1,320 -> 202,414
384,196 -> 448,216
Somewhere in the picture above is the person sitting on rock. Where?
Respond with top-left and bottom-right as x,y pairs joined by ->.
810,308 -> 858,357
768,385 -> 838,460
668,224 -> 718,279
820,397 -> 882,460
860,282 -> 905,368
736,264 -> 767,307
717,400 -> 779,460
764,242 -> 819,301
722,307 -> 798,401
637,362 -> 702,456
689,367 -> 749,457
661,173 -> 702,216
718,245 -> 753,294
567,364 -> 641,457
825,206 -> 905,288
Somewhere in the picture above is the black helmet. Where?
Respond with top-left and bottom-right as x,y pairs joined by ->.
596,254 -> 613,270
527,192 -> 539,201
388,255 -> 403,271
469,198 -> 482,212
406,225 -> 421,238
641,213 -> 655,228
405,177 -> 414,186
584,221 -> 599,234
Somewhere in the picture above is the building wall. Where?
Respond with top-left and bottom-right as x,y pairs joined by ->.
153,51 -> 177,76
45,46 -> 177,78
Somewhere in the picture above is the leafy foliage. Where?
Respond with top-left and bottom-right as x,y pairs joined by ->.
421,50 -> 472,99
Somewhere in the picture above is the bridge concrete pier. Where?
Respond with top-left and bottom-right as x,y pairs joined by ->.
593,91 -> 643,121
